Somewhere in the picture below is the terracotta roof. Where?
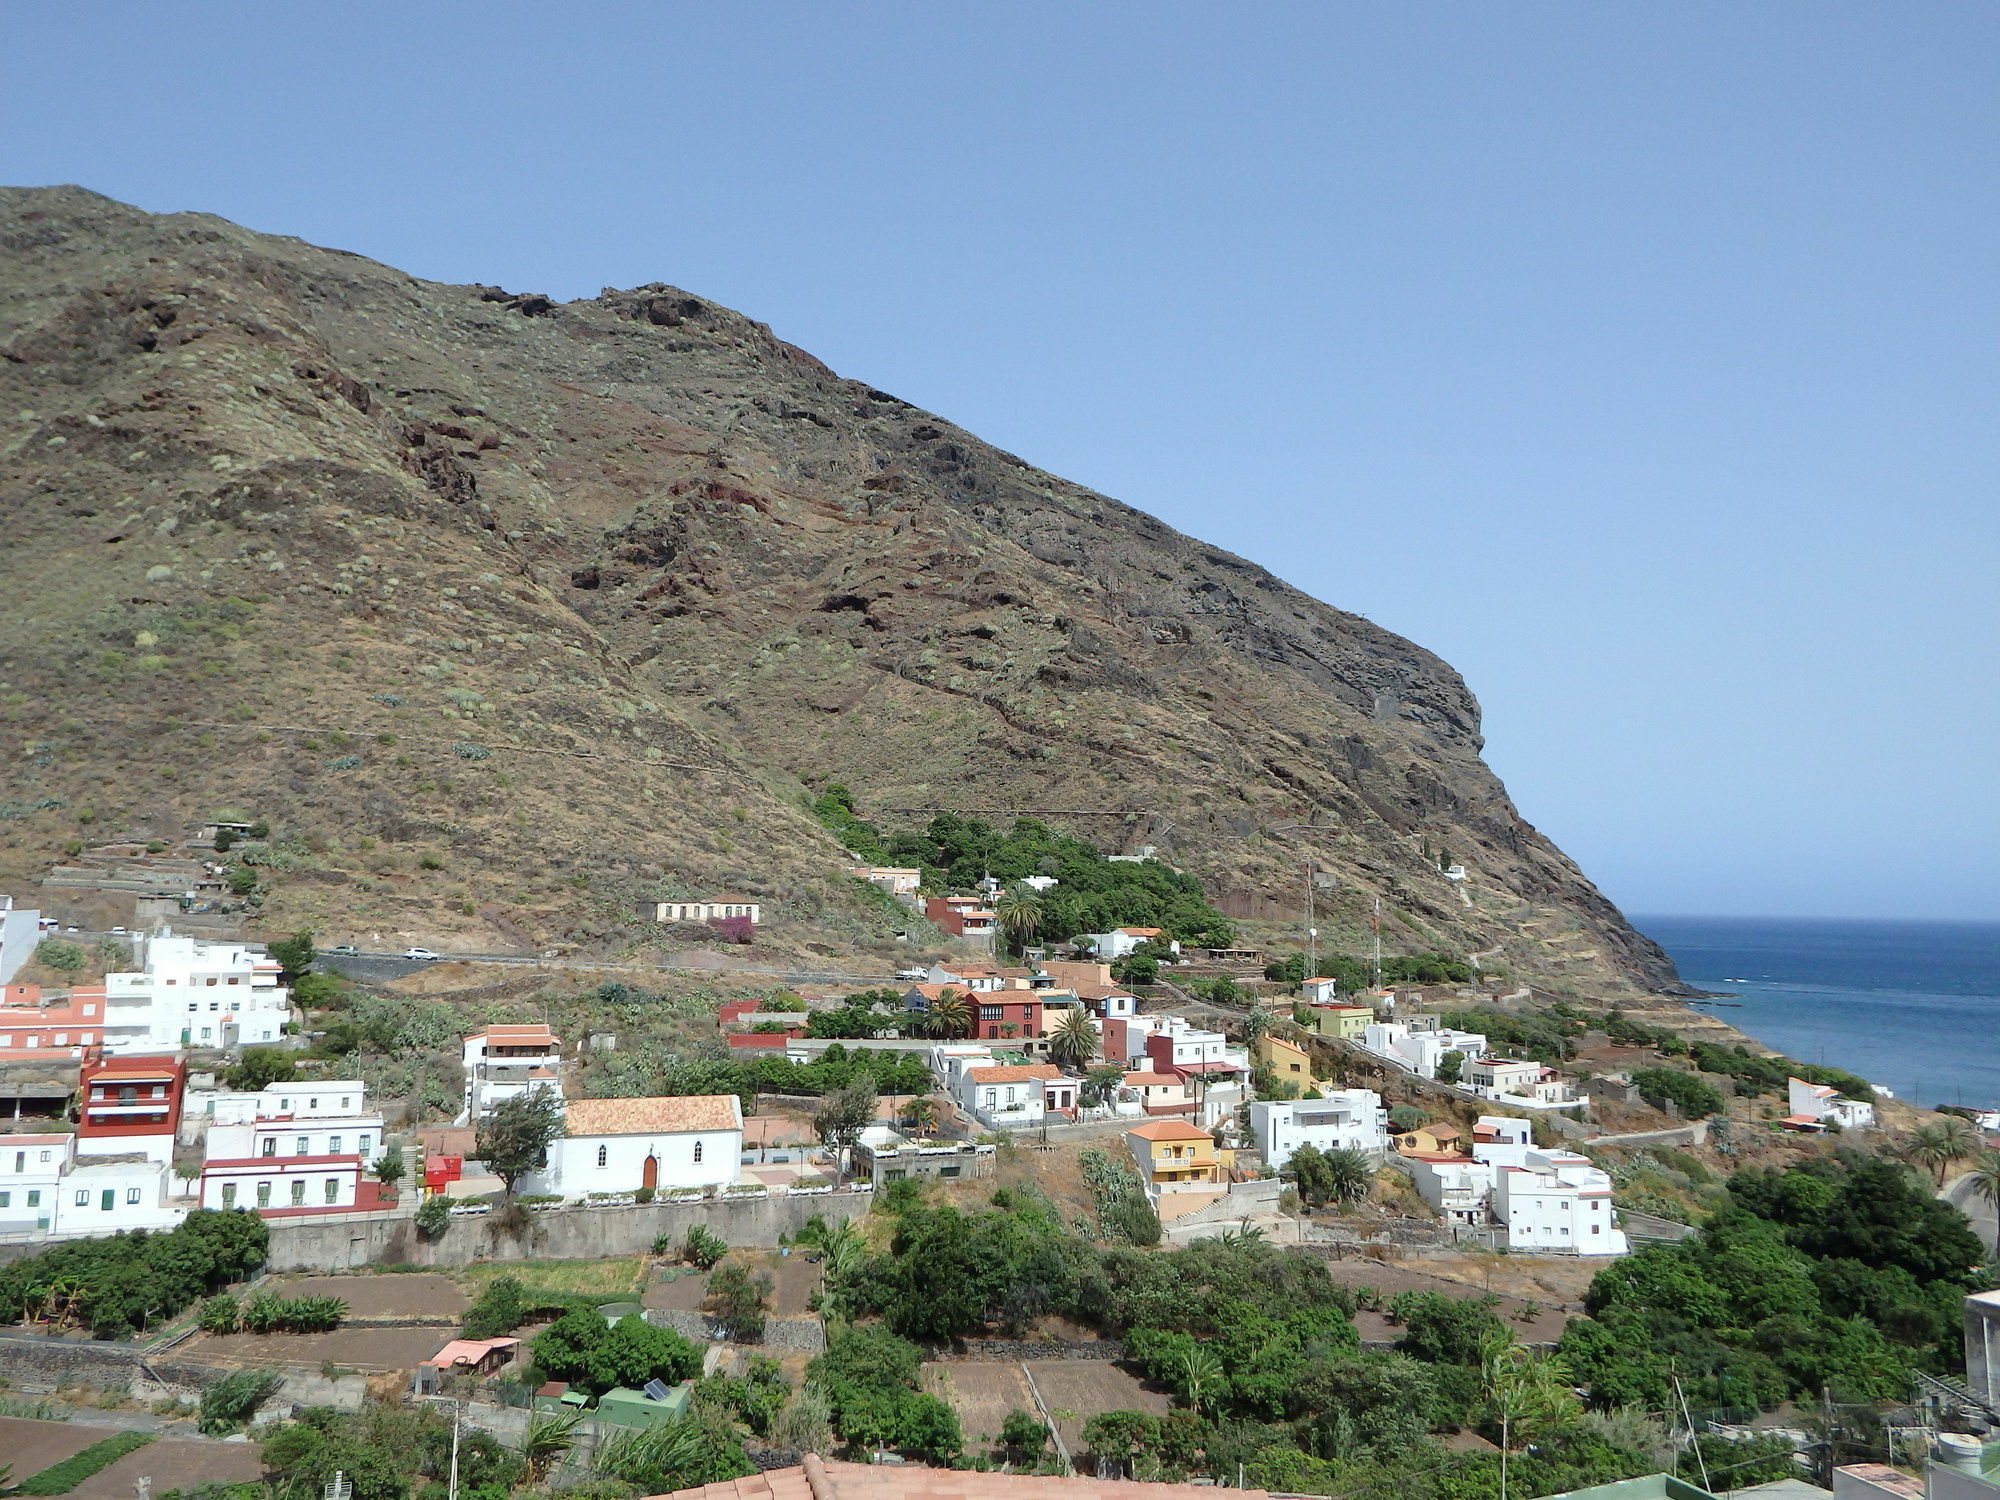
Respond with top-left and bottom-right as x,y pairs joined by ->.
473,1025 -> 557,1044
1122,1071 -> 1180,1088
646,1455 -> 1266,1500
1116,927 -> 1165,936
964,1065 -> 1062,1084
204,1154 -> 362,1169
0,1133 -> 70,1144
563,1095 -> 740,1136
727,1033 -> 793,1049
1126,1120 -> 1212,1142
903,984 -> 968,1000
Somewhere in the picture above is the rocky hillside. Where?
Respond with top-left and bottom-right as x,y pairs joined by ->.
0,186 -> 1678,990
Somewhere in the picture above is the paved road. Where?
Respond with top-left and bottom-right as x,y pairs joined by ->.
1944,1171 -> 1998,1253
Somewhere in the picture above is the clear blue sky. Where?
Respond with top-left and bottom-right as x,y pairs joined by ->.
6,3 -> 1995,922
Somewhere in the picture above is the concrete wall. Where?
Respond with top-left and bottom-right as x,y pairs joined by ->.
263,1191 -> 869,1271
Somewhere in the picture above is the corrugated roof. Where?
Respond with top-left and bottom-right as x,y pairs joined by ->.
564,1095 -> 740,1136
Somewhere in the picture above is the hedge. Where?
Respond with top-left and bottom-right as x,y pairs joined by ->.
16,1432 -> 156,1494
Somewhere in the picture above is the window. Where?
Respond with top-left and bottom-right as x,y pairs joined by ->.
0,1192 -> 9,1207
127,1187 -> 141,1205
53,1033 -> 66,1046
222,1183 -> 237,1208
119,1086 -> 137,1104
329,1137 -> 343,1155
254,1182 -> 270,1206
597,1145 -> 608,1168
291,1180 -> 307,1205
342,1097 -> 352,1110
230,1002 -> 240,1012
200,1028 -> 211,1040
10,1152 -> 19,1173
75,1190 -> 89,1206
309,1099 -> 319,1109
983,1089 -> 996,1107
358,1134 -> 371,1158
206,977 -> 218,987
296,1136 -> 310,1156
261,1139 -> 277,1158
228,977 -> 240,985
26,1190 -> 39,1208
324,1180 -> 339,1204
693,1141 -> 703,1163
83,1004 -> 95,1016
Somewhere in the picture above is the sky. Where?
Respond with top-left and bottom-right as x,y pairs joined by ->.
4,3 -> 1995,923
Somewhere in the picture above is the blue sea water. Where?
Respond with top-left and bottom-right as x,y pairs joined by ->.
1633,916 -> 2000,1111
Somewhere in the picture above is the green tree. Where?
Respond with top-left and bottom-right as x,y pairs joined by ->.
474,1087 -> 566,1195
813,1077 -> 877,1182
371,1142 -> 406,1190
414,1195 -> 451,1240
1047,1007 -> 1099,1068
705,1263 -> 772,1342
999,1408 -> 1047,1464
1436,1049 -> 1466,1085
1285,1144 -> 1373,1209
683,1225 -> 729,1269
517,1407 -> 582,1483
1632,1066 -> 1726,1119
221,1046 -> 298,1091
267,930 -> 316,981
531,1310 -> 702,1396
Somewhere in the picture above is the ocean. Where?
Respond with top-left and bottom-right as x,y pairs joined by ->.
1634,915 -> 2000,1111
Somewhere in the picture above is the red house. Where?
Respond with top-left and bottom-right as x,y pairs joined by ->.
971,994 -> 1042,1043
77,1054 -> 184,1162
924,896 -> 997,939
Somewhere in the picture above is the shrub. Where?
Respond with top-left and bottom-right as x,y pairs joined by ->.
1632,1067 -> 1726,1120
198,1294 -> 239,1334
415,1196 -> 451,1239
683,1225 -> 727,1269
705,1264 -> 772,1342
198,1369 -> 283,1435
15,1431 -> 155,1492
34,938 -> 85,972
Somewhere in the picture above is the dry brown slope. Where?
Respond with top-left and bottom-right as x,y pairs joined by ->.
0,186 -> 1676,988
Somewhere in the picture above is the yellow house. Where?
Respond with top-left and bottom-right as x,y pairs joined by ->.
1126,1120 -> 1230,1190
1253,1032 -> 1317,1089
1306,1003 -> 1374,1041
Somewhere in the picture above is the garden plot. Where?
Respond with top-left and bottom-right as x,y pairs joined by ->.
923,1360 -> 1171,1455
263,1273 -> 467,1318
183,1324 -> 454,1371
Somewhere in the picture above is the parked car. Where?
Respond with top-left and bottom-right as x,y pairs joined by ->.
327,944 -> 358,955
403,947 -> 440,961
895,968 -> 927,981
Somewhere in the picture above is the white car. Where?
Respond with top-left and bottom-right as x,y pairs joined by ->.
403,947 -> 441,961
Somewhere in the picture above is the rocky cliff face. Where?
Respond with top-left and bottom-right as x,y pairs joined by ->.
0,186 -> 1677,989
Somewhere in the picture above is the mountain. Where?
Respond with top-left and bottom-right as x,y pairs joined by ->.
0,186 -> 1678,991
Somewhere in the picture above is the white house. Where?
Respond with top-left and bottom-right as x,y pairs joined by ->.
1402,1152 -> 1494,1228
458,1025 -> 564,1124
652,897 -> 762,925
848,867 -> 921,898
1491,1157 -> 1627,1254
1465,1058 -> 1580,1110
1249,1090 -> 1389,1170
949,1064 -> 1076,1129
1300,977 -> 1366,1007
99,931 -> 291,1052
0,1133 -> 70,1232
201,1080 -> 382,1164
1361,1021 -> 1487,1080
0,896 -> 41,985
1078,928 -> 1180,961
200,1154 -> 364,1215
56,1154 -> 186,1234
1786,1076 -> 1875,1131
519,1095 -> 742,1198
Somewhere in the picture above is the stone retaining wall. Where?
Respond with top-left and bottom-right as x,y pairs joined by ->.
263,1190 -> 868,1270
955,1338 -> 1124,1361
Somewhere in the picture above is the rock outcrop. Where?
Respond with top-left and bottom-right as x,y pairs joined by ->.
0,186 -> 1677,989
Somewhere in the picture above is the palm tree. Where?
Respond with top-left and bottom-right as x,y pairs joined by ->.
519,1406 -> 582,1482
1241,1009 -> 1272,1048
1938,1114 -> 1979,1165
1968,1150 -> 2000,1214
1905,1123 -> 1958,1185
902,1097 -> 939,1134
1047,1007 -> 1099,1069
993,887 -> 1044,957
921,986 -> 971,1039
1179,1345 -> 1225,1415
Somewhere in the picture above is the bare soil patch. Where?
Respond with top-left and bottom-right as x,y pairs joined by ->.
0,1416 -> 99,1479
265,1273 -> 467,1317
72,1434 -> 265,1500
1312,1250 -> 1594,1320
183,1325 -> 451,1371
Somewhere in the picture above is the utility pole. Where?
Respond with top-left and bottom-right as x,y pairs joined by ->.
448,1401 -> 462,1500
1371,897 -> 1383,991
1304,864 -> 1316,984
